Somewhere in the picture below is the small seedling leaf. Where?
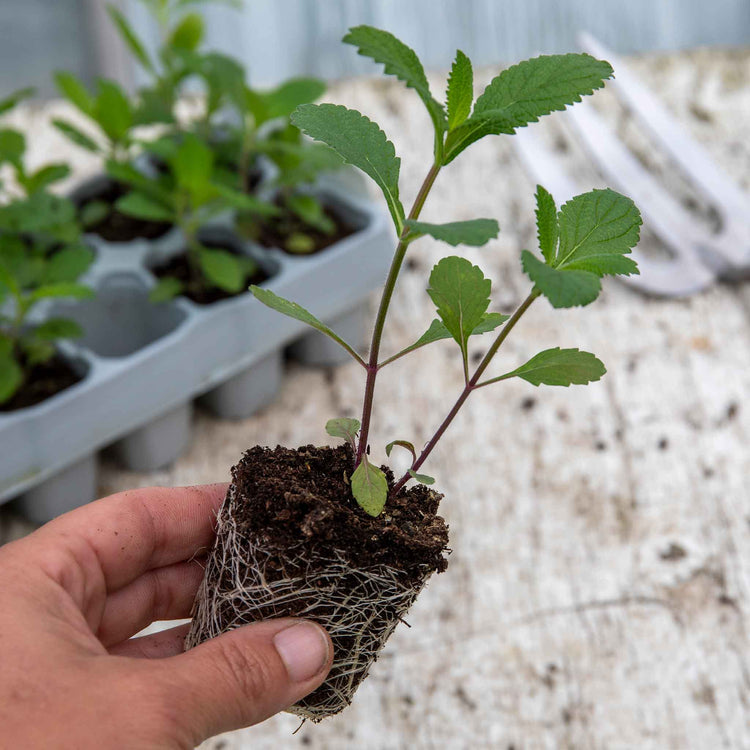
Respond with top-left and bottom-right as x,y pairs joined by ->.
0,129 -> 25,167
25,164 -> 71,194
291,103 -> 404,232
385,440 -> 417,464
116,192 -> 175,223
257,78 -> 327,124
30,282 -> 94,302
149,277 -> 183,303
498,347 -> 606,387
326,418 -> 361,451
199,248 -> 245,293
32,317 -> 83,341
287,193 -> 336,234
427,256 -> 491,364
343,25 -> 446,135
446,50 -> 473,129
52,119 -> 100,154
43,244 -> 95,284
522,250 -> 601,308
351,456 -> 388,517
251,286 -> 364,365
169,12 -> 204,51
54,72 -> 95,116
555,189 -> 642,277
107,5 -> 155,73
94,80 -> 133,142
535,185 -> 558,263
408,469 -> 435,485
444,54 -> 613,163
0,87 -> 34,117
405,218 -> 499,247
173,134 -> 214,195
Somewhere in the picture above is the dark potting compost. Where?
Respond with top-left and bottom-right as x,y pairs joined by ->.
0,355 -> 82,412
186,444 -> 449,720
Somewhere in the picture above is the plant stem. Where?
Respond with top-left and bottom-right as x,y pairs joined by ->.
390,290 -> 539,496
355,161 -> 442,465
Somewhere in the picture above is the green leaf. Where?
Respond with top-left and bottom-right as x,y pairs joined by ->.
43,245 -> 95,284
444,54 -> 613,163
535,185 -> 558,263
107,5 -> 155,73
427,256 -> 491,366
198,248 -> 244,293
79,200 -> 110,228
250,286 -> 364,366
343,25 -> 446,137
255,78 -> 327,124
94,80 -> 133,142
149,277 -> 183,303
496,347 -> 606,387
555,189 -> 642,276
385,439 -> 416,463
116,192 -> 175,223
211,183 -> 279,216
287,193 -> 335,234
53,119 -> 100,153
0,87 -> 34,116
32,317 -> 83,341
105,160 -> 174,206
0,129 -> 26,167
408,469 -> 435,486
54,72 -> 94,116
446,50 -> 473,130
351,456 -> 388,517
291,103 -> 404,232
405,218 -> 499,247
168,12 -> 204,50
173,134 -> 213,195
326,418 -> 361,451
0,354 -> 23,404
522,250 -> 601,308
30,283 -> 94,302
22,339 -> 55,366
25,164 -> 71,194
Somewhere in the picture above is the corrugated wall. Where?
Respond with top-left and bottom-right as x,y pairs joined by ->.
1,0 -> 749,97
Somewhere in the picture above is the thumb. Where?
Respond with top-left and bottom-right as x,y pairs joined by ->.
152,619 -> 332,743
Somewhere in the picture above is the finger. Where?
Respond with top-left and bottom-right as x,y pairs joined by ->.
27,484 -> 228,609
109,623 -> 191,659
97,560 -> 205,647
150,619 -> 332,744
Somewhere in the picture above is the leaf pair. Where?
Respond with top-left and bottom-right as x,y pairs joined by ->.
522,186 -> 642,308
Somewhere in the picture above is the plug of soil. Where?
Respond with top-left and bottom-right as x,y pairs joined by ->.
185,444 -> 449,721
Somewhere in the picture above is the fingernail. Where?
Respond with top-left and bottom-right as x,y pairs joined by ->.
273,622 -> 330,683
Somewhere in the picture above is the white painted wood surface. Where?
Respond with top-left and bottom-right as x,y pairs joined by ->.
1,48 -> 749,749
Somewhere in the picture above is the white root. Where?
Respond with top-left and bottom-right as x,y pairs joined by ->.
185,484 -> 435,721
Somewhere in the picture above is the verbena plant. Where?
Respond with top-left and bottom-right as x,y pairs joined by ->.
251,26 -> 643,515
108,0 -> 247,133
0,91 -> 94,404
236,86 -> 346,252
112,133 -> 276,301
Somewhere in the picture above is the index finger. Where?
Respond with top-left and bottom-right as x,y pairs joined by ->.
29,483 -> 228,595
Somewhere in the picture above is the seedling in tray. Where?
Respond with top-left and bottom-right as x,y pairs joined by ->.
113,133 -> 276,302
0,87 -> 95,410
186,26 -> 643,721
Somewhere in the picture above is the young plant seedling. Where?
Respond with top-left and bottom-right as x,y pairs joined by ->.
252,26 -> 643,516
107,0 -> 246,131
0,146 -> 94,407
235,85 -> 346,253
113,133 -> 276,301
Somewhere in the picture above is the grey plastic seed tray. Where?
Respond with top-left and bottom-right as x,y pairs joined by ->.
0,182 -> 390,523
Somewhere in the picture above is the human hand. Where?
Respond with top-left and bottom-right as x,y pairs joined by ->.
0,484 -> 332,749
